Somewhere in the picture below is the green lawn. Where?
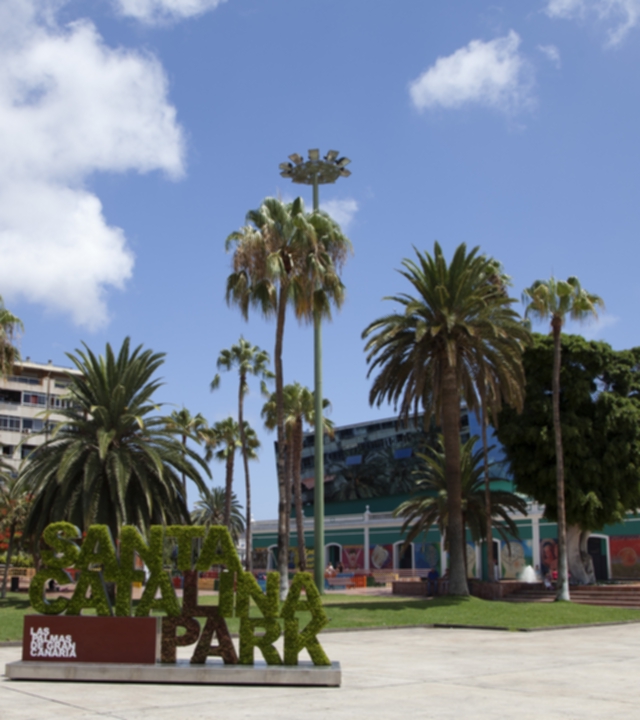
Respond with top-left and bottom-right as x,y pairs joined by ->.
2,591 -> 640,642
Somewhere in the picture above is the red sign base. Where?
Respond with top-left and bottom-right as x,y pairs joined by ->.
23,616 -> 160,665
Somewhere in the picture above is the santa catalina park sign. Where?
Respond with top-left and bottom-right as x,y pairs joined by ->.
24,522 -> 332,669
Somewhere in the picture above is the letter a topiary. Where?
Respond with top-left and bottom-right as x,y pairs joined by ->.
281,573 -> 330,666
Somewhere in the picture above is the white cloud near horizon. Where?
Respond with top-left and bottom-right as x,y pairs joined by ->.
573,312 -> 620,340
538,43 -> 562,66
320,198 -> 359,231
545,0 -> 640,45
0,1 -> 185,328
114,0 -> 226,23
409,31 -> 534,115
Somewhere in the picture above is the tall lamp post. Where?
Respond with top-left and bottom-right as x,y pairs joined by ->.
279,149 -> 351,593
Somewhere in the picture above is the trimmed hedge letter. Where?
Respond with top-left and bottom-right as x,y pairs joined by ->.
29,522 -> 81,615
281,573 -> 330,666
134,527 -> 180,618
237,572 -> 282,666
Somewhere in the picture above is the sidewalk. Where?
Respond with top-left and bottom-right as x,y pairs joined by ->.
2,623 -> 639,719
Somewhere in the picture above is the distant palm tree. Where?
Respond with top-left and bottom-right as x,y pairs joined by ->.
191,486 -> 245,543
21,338 -> 209,541
164,408 -> 208,504
0,295 -> 22,377
394,435 -> 527,574
211,337 -> 272,570
328,447 -> 387,502
363,243 -> 528,595
226,196 -> 351,596
523,276 -> 603,601
262,383 -> 332,570
0,466 -> 31,598
202,418 -> 259,531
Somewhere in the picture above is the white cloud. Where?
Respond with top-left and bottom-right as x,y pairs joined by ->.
545,0 -> 640,45
538,43 -> 562,67
320,199 -> 359,231
409,31 -> 534,115
114,0 -> 226,23
0,1 -> 185,328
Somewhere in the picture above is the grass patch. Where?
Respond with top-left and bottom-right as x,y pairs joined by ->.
3,592 -> 640,642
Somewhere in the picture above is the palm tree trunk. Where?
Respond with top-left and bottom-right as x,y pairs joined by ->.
441,364 -> 469,596
552,319 -> 570,601
1,524 -> 16,599
224,452 -> 234,528
293,418 -> 306,571
274,286 -> 290,599
182,433 -> 187,504
481,392 -> 495,582
238,370 -> 252,571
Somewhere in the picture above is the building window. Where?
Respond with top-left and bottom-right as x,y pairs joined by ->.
7,375 -> 41,386
22,418 -> 44,433
1,445 -> 14,456
21,444 -> 36,459
23,392 -> 47,406
0,389 -> 21,404
49,396 -> 69,409
0,415 -> 21,431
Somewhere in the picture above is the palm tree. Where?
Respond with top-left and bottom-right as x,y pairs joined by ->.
262,383 -> 332,571
0,296 -> 23,377
211,338 -> 272,570
0,466 -> 31,598
164,408 -> 208,504
202,418 -> 259,533
191,486 -> 245,543
362,243 -> 528,596
523,277 -> 603,601
394,435 -> 527,575
225,196 -> 350,596
20,338 -> 209,541
328,447 -> 387,502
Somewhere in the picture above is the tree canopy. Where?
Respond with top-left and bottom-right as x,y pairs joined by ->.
497,333 -> 640,531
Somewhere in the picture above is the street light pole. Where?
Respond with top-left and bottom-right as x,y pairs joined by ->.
279,149 -> 351,593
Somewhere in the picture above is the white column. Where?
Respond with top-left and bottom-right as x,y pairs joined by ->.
440,531 -> 447,573
364,505 -> 370,572
475,543 -> 482,579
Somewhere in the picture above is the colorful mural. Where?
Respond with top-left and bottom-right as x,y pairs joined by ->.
502,539 -> 533,579
540,539 -> 558,576
611,536 -> 640,579
369,544 -> 393,569
415,542 -> 440,570
341,545 -> 364,570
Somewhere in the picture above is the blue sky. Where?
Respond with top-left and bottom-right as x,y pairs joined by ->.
2,0 -> 639,519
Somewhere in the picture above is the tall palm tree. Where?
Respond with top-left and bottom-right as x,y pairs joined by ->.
20,338 -> 209,541
262,383 -> 332,571
362,243 -> 528,596
523,276 -> 603,601
0,465 -> 30,598
211,338 -> 272,570
164,408 -> 208,504
191,486 -> 245,543
0,295 -> 23,377
225,196 -> 350,596
327,447 -> 387,502
394,435 -> 527,575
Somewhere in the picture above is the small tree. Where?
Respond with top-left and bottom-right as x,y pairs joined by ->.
498,334 -> 640,584
0,295 -> 22,377
1,469 -> 31,598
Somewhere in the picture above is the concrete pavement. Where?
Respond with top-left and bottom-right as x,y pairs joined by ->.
2,624 -> 640,719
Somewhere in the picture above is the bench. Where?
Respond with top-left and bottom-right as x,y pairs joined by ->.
326,574 -> 356,589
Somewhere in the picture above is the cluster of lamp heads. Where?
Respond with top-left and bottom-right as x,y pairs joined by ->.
279,149 -> 351,185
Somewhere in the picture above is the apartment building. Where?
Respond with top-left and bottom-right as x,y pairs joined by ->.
0,359 -> 81,474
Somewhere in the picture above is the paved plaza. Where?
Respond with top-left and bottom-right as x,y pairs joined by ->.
2,623 -> 640,719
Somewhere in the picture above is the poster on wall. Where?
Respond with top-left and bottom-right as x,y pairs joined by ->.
540,539 -> 558,576
370,544 -> 393,569
414,543 -> 440,570
341,546 -> 364,570
611,536 -> 640,579
502,539 -> 533,579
